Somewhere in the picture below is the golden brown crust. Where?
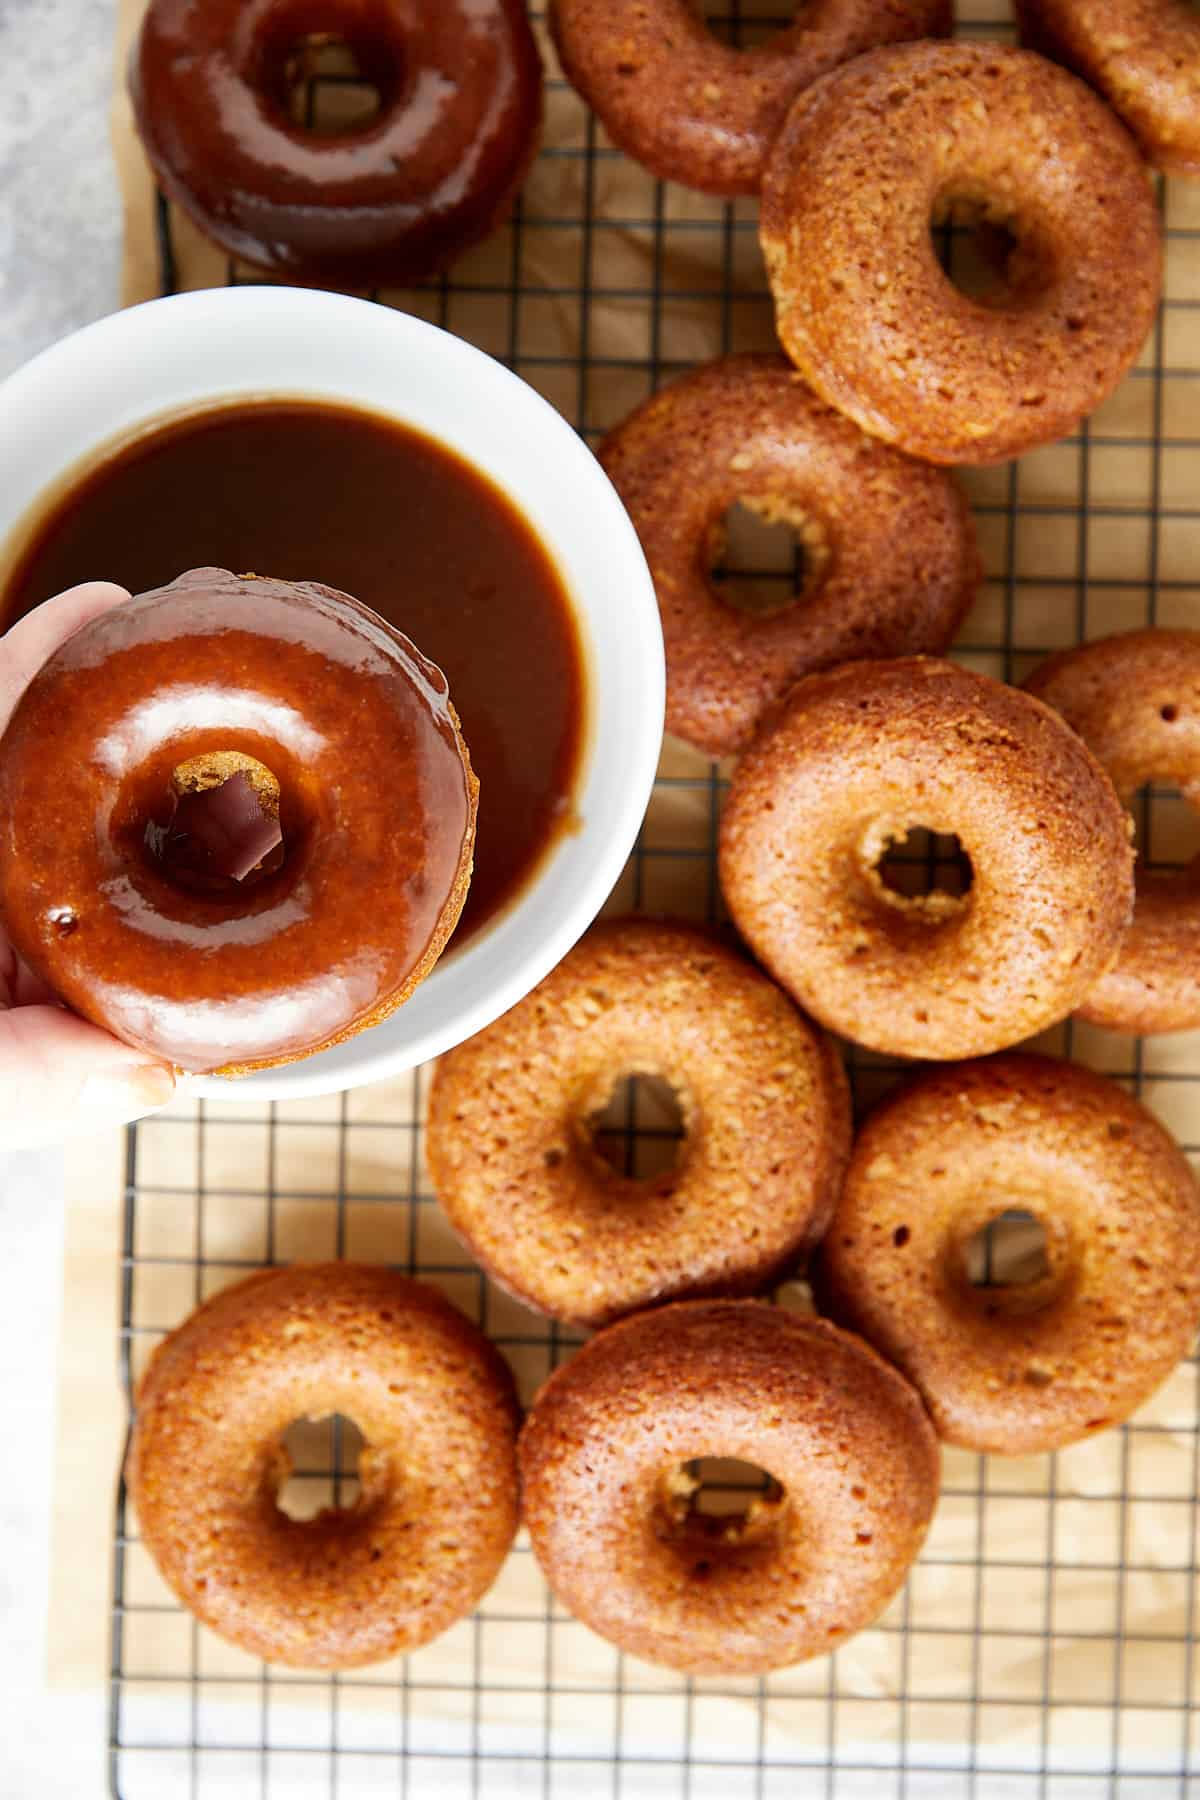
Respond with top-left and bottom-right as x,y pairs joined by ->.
760,41 -> 1162,465
598,355 -> 979,756
718,657 -> 1134,1060
816,1055 -> 1200,1455
519,1300 -> 940,1674
426,918 -> 851,1328
1016,0 -> 1200,176
549,0 -> 950,195
1025,629 -> 1200,1034
127,1264 -> 520,1668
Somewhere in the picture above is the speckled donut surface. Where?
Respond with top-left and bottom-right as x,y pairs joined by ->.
598,355 -> 979,757
426,918 -> 851,1328
760,41 -> 1162,464
127,1264 -> 520,1669
1025,629 -> 1200,1033
549,0 -> 950,195
817,1055 -> 1200,1455
718,658 -> 1134,1060
519,1301 -> 940,1674
1017,0 -> 1200,176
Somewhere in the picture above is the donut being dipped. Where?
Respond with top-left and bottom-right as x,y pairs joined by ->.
127,1264 -> 520,1668
718,657 -> 1133,1060
0,568 -> 477,1075
599,354 -> 979,756
519,1301 -> 940,1675
816,1055 -> 1200,1455
129,0 -> 543,288
760,42 -> 1162,464
1025,629 -> 1200,1034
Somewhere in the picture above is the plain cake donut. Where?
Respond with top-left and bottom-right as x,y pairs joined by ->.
130,0 -> 542,287
549,0 -> 950,195
127,1263 -> 520,1668
816,1055 -> 1200,1455
1017,0 -> 1200,176
0,568 -> 477,1075
1025,629 -> 1200,1033
760,41 -> 1162,464
718,657 -> 1134,1060
599,354 -> 979,757
519,1300 -> 940,1675
426,918 -> 851,1328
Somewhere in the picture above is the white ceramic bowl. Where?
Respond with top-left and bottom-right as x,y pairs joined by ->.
0,287 -> 663,1100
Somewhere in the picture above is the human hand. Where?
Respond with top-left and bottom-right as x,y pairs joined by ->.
0,583 -> 179,1148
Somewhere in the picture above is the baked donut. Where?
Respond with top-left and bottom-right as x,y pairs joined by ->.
550,0 -> 950,195
817,1055 -> 1200,1455
599,355 -> 979,757
426,918 -> 850,1328
0,568 -> 477,1075
718,658 -> 1134,1060
127,1263 -> 520,1668
519,1300 -> 940,1675
760,42 -> 1162,465
1025,629 -> 1200,1034
1017,0 -> 1200,176
129,0 -> 542,287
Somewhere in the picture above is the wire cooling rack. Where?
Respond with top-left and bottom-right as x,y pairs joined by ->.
108,1 -> 1200,1794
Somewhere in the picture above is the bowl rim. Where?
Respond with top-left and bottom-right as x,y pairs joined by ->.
0,287 -> 665,1101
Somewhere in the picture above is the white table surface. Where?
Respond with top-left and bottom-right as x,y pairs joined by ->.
1,1 -> 124,1791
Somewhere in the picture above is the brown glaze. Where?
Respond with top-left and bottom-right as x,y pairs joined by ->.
817,1055 -> 1200,1455
599,355 -> 979,756
550,0 -> 950,196
128,1264 -> 521,1669
1017,0 -> 1200,177
129,0 -> 543,287
1026,629 -> 1200,1033
0,569 -> 477,1076
760,42 -> 1162,465
1,399 -> 584,943
519,1301 -> 940,1675
718,658 -> 1135,1061
426,918 -> 851,1328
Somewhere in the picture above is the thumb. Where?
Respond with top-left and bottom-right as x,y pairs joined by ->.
0,1005 -> 177,1148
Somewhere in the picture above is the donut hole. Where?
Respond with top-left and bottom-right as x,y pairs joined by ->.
583,1071 -> 689,1181
259,17 -> 399,136
146,752 -> 287,895
860,823 -> 974,924
1129,780 -> 1200,874
707,498 -> 828,619
959,1209 -> 1067,1320
700,0 -> 807,53
658,1457 -> 787,1562
275,1414 -> 365,1522
932,191 -> 1057,313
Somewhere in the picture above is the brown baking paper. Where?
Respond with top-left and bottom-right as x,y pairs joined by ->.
45,0 -> 1200,1783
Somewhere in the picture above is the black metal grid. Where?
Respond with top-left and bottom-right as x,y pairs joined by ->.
108,0 -> 1200,1793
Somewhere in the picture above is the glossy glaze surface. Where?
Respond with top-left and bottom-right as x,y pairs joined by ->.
3,399 -> 585,943
129,0 -> 543,286
0,569 -> 477,1074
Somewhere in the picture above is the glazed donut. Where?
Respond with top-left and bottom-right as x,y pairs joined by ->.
1017,0 -> 1200,176
0,568 -> 477,1075
519,1301 -> 940,1675
1025,629 -> 1200,1034
599,355 -> 979,757
426,918 -> 850,1328
130,0 -> 542,287
127,1264 -> 520,1668
718,658 -> 1134,1060
760,42 -> 1162,465
550,0 -> 950,195
817,1055 -> 1200,1455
